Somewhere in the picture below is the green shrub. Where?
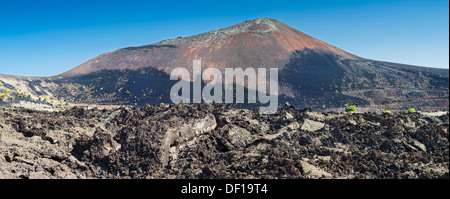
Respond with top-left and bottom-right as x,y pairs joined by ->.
408,108 -> 416,113
13,88 -> 19,93
383,110 -> 392,114
0,93 -> 7,101
9,96 -> 14,100
345,106 -> 357,112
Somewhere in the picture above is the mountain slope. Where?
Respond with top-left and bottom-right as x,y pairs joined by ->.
279,49 -> 449,110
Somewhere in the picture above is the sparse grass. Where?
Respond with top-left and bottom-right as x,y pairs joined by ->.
18,91 -> 27,98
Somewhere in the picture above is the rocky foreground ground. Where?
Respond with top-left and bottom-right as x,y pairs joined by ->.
0,104 -> 448,179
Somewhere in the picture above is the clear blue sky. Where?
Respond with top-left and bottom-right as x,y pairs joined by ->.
0,0 -> 448,77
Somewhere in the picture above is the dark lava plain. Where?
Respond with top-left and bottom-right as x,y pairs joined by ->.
0,104 -> 448,179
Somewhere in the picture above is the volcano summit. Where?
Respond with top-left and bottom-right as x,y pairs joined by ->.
64,18 -> 356,76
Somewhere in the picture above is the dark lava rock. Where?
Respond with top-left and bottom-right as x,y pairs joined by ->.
0,105 -> 448,179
